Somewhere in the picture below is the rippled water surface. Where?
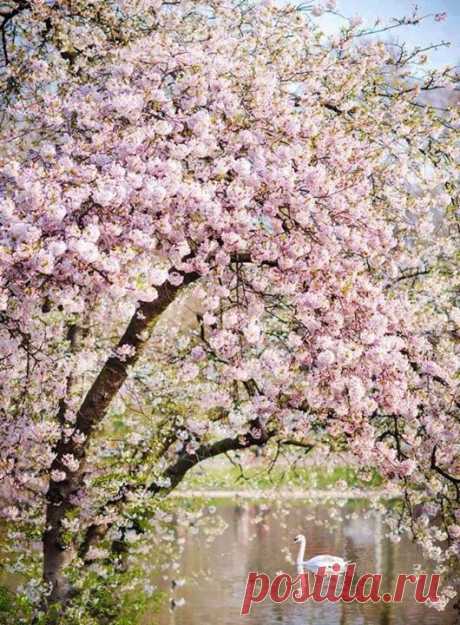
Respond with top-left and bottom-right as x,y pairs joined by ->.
149,499 -> 458,625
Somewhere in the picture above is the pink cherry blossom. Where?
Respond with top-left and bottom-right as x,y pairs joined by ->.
0,0 -> 457,618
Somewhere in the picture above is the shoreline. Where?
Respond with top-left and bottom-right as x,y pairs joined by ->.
171,488 -> 398,500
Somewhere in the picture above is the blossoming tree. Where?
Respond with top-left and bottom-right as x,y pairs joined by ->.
0,0 -> 458,622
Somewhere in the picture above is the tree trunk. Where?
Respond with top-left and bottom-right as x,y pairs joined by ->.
42,275 -> 198,613
43,525 -> 75,606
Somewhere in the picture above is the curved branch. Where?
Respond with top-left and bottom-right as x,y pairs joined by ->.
152,426 -> 274,495
431,445 -> 460,501
80,424 -> 274,559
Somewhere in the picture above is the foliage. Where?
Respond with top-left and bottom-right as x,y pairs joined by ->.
0,0 -> 458,621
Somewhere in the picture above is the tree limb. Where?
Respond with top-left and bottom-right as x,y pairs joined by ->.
80,424 -> 274,559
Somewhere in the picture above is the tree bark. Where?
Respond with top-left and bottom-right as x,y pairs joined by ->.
79,421 -> 275,560
43,274 -> 198,607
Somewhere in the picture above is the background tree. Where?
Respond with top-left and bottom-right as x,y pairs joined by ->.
0,1 -> 458,623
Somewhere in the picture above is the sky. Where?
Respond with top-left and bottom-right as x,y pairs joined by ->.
316,0 -> 459,68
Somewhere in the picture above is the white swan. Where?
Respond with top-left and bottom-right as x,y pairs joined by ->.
294,534 -> 348,573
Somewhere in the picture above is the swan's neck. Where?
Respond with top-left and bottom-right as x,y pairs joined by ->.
296,538 -> 306,564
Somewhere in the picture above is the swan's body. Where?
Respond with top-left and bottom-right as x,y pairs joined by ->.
294,534 -> 348,573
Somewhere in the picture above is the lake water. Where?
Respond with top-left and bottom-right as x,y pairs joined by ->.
150,498 -> 459,625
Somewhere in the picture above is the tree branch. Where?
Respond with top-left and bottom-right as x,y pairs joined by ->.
431,445 -> 460,502
152,427 -> 274,495
80,424 -> 274,559
0,1 -> 29,65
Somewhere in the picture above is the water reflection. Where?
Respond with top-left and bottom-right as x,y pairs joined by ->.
150,499 -> 457,625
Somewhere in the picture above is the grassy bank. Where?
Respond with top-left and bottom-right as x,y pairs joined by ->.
178,463 -> 384,492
